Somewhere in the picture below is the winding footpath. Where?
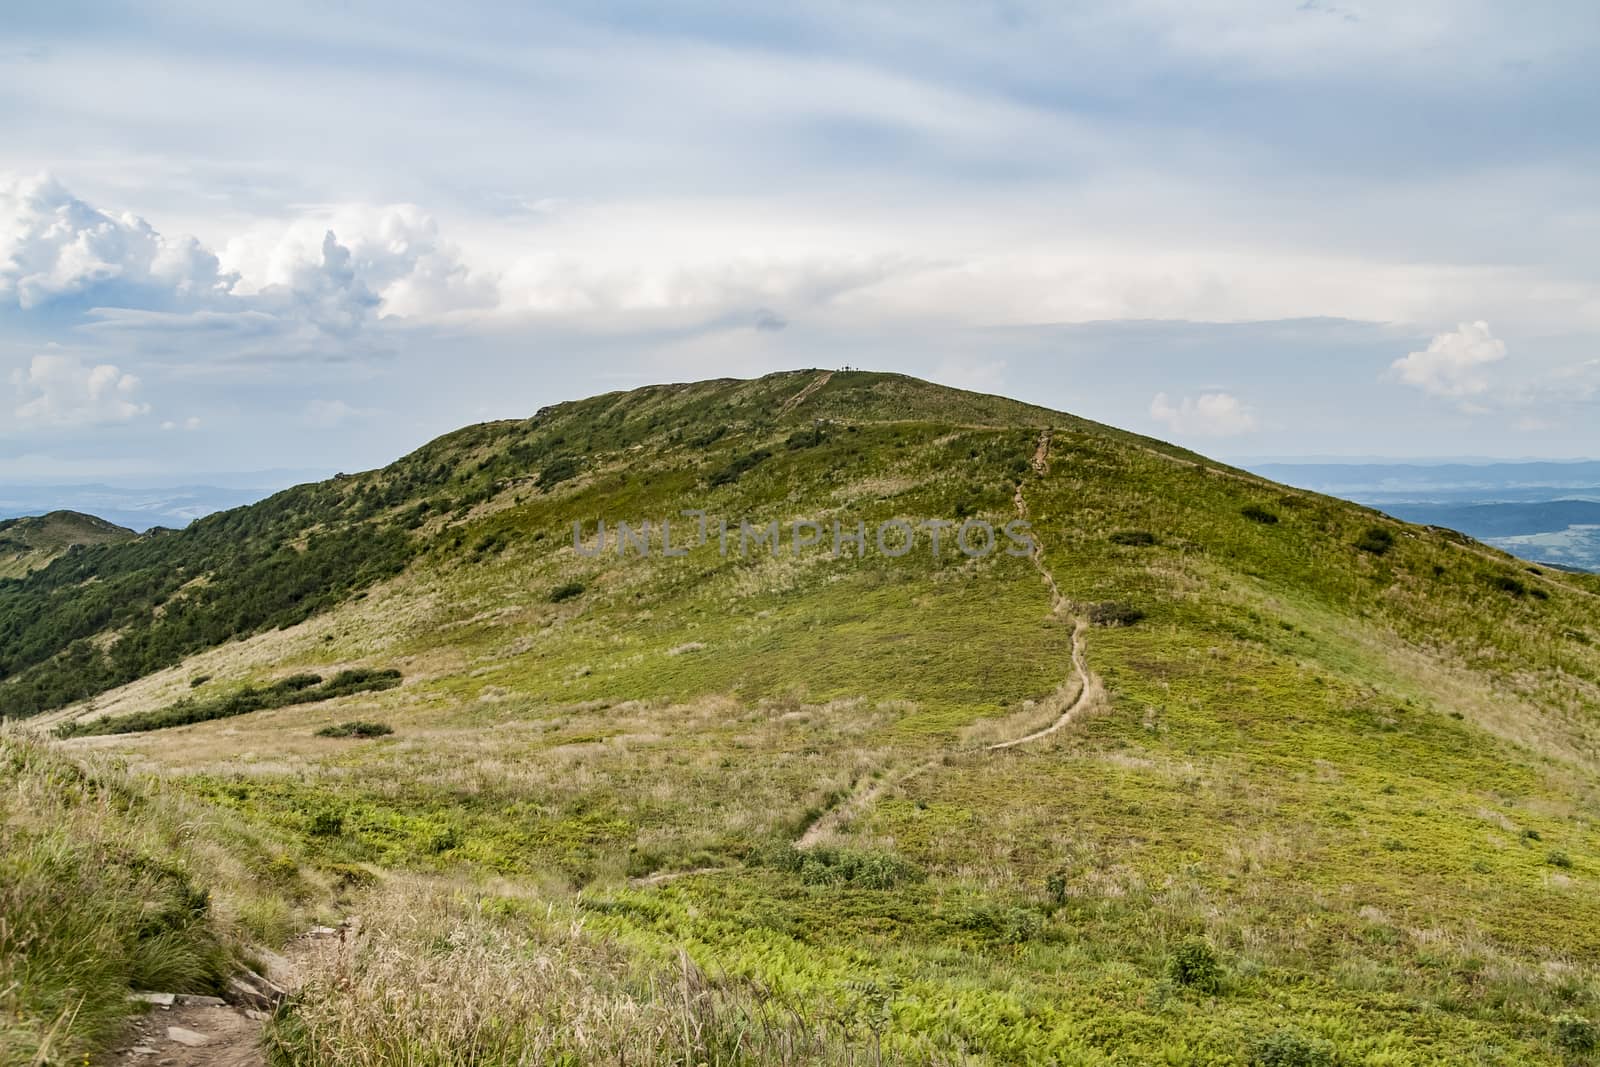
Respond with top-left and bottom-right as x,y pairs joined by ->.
638,427 -> 1101,878
796,428 -> 1099,847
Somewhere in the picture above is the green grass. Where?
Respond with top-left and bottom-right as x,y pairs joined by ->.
0,733 -> 317,1063
57,668 -> 402,737
12,370 -> 1600,1063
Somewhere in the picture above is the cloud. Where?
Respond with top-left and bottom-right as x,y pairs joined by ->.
1390,320 -> 1507,399
1149,391 -> 1258,437
0,173 -> 233,310
2,174 -> 497,364
220,205 -> 498,321
10,353 -> 150,426
751,307 -> 787,331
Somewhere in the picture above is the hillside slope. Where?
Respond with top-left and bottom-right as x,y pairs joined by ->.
0,509 -> 134,580
8,370 -> 1600,1064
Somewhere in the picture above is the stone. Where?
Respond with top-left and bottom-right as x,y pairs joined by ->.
130,992 -> 175,1007
172,994 -> 226,1007
225,968 -> 288,1011
166,1027 -> 210,1047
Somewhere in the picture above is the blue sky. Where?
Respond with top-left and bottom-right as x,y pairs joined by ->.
1,0 -> 1597,481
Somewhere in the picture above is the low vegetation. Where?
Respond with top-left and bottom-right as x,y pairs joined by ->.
8,371 -> 1600,1063
57,668 -> 402,737
316,720 -> 394,739
0,733 -> 310,1063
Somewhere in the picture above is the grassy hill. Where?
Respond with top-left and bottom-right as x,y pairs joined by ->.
5,370 -> 1600,1064
0,509 -> 134,580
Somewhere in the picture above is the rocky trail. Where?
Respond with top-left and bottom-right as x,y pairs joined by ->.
97,924 -> 346,1067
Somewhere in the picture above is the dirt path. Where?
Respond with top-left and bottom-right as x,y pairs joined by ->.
99,932 -> 332,1066
778,370 -> 834,416
795,429 -> 1100,847
105,1001 -> 269,1066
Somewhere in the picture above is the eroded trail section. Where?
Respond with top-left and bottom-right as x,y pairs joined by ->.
797,429 -> 1101,848
989,429 -> 1100,748
778,370 -> 834,416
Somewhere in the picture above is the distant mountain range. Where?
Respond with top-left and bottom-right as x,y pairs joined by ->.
1246,460 -> 1600,571
0,471 -> 332,531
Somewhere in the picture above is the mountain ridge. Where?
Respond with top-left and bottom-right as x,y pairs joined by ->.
8,368 -> 1600,1063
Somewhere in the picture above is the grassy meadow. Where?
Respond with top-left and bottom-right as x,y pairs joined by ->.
3,371 -> 1598,1064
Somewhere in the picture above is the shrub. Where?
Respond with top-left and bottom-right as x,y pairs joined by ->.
307,809 -> 344,837
949,902 -> 1043,944
538,456 -> 579,489
708,449 -> 773,487
1492,574 -> 1528,596
1354,526 -> 1394,555
1555,1015 -> 1598,1057
1109,530 -> 1157,546
1089,601 -> 1145,627
1045,867 -> 1071,905
1547,850 -> 1574,869
756,844 -> 923,890
549,581 -> 585,603
1240,504 -> 1279,525
785,426 -> 827,450
189,674 -> 212,688
1251,1029 -> 1336,1066
1167,938 -> 1223,993
58,669 -> 401,738
316,721 -> 394,739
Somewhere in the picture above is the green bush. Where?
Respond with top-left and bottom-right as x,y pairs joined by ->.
538,456 -> 580,489
1109,530 -> 1157,546
1555,1014 -> 1598,1056
307,809 -> 345,837
949,901 -> 1043,944
1354,526 -> 1395,555
757,844 -> 923,890
549,581 -> 586,603
1251,1029 -> 1336,1066
58,669 -> 401,738
1167,938 -> 1223,993
315,721 -> 394,739
1089,601 -> 1145,627
708,449 -> 773,487
1492,574 -> 1528,597
1240,504 -> 1280,525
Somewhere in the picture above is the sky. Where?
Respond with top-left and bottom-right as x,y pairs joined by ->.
1,0 -> 1597,483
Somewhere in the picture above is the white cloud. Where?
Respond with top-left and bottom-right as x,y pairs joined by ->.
10,354 -> 150,427
0,173 -> 232,309
1390,320 -> 1507,399
1149,391 -> 1258,437
2,175 -> 496,361
221,204 -> 498,321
